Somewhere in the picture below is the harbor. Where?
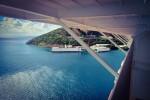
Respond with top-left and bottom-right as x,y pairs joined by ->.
51,44 -> 111,53
0,40 -> 125,100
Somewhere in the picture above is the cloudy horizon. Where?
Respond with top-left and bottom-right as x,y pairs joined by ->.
0,16 -> 61,38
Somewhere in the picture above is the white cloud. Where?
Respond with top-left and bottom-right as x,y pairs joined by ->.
0,17 -> 61,38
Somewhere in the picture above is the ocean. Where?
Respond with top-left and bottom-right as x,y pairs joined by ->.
0,39 -> 125,100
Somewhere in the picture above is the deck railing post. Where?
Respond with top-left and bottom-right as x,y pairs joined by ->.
56,18 -> 119,78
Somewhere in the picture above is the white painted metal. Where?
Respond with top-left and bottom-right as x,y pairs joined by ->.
74,22 -> 127,54
112,34 -> 127,46
130,31 -> 150,100
56,18 -> 119,78
121,35 -> 130,44
0,0 -> 149,36
96,28 -> 127,54
60,19 -> 127,54
0,4 -> 55,19
113,34 -> 131,48
0,0 -> 149,99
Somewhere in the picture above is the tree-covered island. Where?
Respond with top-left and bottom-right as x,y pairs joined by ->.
26,28 -> 128,50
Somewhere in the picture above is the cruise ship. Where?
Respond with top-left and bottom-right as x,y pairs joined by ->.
51,45 -> 82,52
90,44 -> 110,52
0,0 -> 149,100
52,46 -> 110,53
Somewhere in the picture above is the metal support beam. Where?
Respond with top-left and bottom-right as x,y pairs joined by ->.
56,18 -> 119,78
113,34 -> 127,45
118,35 -> 128,44
62,19 -> 127,54
96,28 -> 127,54
113,34 -> 130,47
114,34 -> 132,48
57,1 -> 149,19
121,35 -> 129,42
117,35 -> 131,47
0,4 -> 55,19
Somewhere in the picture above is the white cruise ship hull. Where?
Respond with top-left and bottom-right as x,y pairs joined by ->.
52,47 -> 82,52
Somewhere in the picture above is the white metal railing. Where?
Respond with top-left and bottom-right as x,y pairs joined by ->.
96,29 -> 127,54
112,34 -> 130,48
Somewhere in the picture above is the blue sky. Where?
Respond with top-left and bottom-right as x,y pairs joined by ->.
0,16 -> 61,38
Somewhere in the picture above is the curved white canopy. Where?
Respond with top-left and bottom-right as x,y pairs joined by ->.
0,0 -> 149,36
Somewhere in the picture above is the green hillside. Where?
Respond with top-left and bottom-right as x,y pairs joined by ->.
26,28 -> 124,50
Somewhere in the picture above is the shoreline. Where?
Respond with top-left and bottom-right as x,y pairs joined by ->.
26,44 -> 123,52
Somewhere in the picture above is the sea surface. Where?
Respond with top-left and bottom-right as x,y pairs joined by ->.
0,39 -> 125,100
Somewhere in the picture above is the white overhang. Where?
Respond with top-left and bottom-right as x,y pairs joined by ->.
0,0 -> 149,36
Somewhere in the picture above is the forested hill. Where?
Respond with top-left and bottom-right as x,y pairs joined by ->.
26,28 -> 122,49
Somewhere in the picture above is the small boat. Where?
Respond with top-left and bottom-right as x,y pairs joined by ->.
90,45 -> 110,52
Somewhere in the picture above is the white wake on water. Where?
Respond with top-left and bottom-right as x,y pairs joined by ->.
0,66 -> 77,100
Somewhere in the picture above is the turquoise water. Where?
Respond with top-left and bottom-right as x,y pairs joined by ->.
0,39 -> 125,100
